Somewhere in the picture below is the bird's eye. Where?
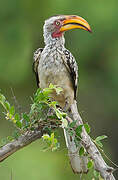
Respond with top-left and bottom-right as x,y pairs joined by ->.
55,21 -> 60,26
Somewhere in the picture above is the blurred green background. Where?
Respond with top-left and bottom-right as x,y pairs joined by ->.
0,0 -> 118,179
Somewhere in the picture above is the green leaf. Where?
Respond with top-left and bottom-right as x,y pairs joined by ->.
50,101 -> 58,107
61,112 -> 67,118
50,132 -> 54,140
14,113 -> 20,121
16,120 -> 22,128
34,88 -> 48,103
95,140 -> 103,148
93,170 -> 100,178
68,130 -> 74,136
9,106 -> 15,115
42,134 -> 50,140
23,113 -> 30,122
43,126 -> 52,135
79,147 -> 85,156
84,123 -> 91,134
7,136 -> 14,141
30,103 -> 36,111
1,137 -> 7,146
43,89 -> 53,97
42,132 -> 59,152
95,135 -> 107,142
4,102 -> 10,111
12,130 -> 20,139
87,160 -> 93,169
0,94 -> 6,103
74,136 -> 81,146
69,121 -> 77,128
75,125 -> 83,137
49,83 -> 55,89
55,87 -> 63,95
49,84 -> 62,95
94,135 -> 107,148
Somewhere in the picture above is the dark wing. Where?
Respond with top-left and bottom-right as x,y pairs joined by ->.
63,49 -> 78,100
33,48 -> 43,87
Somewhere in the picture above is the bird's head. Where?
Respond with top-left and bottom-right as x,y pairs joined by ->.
43,15 -> 92,41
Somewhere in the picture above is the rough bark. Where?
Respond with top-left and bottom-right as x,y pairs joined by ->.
70,100 -> 115,180
0,130 -> 43,162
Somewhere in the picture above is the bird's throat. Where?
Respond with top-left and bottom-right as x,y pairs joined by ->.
44,31 -> 65,46
52,31 -> 63,38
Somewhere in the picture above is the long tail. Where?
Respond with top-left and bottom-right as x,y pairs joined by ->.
63,101 -> 88,174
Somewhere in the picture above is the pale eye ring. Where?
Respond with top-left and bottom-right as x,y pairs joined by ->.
55,21 -> 60,26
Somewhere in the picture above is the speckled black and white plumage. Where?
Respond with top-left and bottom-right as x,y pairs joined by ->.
33,16 -> 78,109
33,47 -> 78,98
62,48 -> 78,99
33,48 -> 43,87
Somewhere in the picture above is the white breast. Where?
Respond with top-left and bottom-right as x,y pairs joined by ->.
38,49 -> 67,88
38,47 -> 74,109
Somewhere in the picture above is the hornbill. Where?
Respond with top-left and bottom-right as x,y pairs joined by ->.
33,15 -> 92,173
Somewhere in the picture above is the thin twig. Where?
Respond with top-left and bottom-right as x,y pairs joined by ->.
10,87 -> 22,113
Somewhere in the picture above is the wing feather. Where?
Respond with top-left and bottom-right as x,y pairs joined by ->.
33,48 -> 43,87
63,49 -> 78,100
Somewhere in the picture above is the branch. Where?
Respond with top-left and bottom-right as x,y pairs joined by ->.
0,100 -> 116,179
0,129 -> 43,162
70,100 -> 115,180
